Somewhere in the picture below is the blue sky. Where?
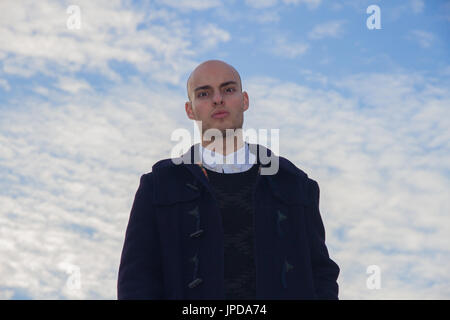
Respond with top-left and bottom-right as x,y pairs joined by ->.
0,0 -> 449,299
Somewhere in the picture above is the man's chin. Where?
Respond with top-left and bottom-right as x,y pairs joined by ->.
202,126 -> 242,139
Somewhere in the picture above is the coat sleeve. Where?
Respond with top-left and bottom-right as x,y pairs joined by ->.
117,173 -> 164,299
306,178 -> 340,300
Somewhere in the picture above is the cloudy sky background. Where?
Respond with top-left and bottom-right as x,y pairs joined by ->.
0,0 -> 449,299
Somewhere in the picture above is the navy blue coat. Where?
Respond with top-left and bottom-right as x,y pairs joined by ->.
117,143 -> 340,299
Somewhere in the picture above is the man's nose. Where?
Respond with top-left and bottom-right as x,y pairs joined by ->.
212,91 -> 224,105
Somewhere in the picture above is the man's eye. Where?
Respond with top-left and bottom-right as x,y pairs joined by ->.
225,87 -> 235,93
197,92 -> 208,97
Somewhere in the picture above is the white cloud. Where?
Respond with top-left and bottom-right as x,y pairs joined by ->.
308,20 -> 346,40
282,0 -> 321,9
213,4 -> 280,24
408,30 -> 436,48
56,77 -> 91,94
442,2 -> 450,22
300,69 -> 328,86
244,0 -> 321,9
268,35 -> 309,58
156,0 -> 222,11
33,86 -> 50,96
245,0 -> 278,9
0,78 -> 10,91
195,23 -> 231,51
441,65 -> 450,76
0,1 -> 227,86
254,10 -> 281,23
411,0 -> 425,14
388,0 -> 426,21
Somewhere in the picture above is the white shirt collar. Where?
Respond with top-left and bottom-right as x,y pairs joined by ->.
200,141 -> 257,174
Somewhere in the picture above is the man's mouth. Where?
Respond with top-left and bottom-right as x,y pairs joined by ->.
212,111 -> 229,119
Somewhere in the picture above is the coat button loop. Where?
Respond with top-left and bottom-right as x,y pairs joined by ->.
188,206 -> 199,218
188,206 -> 201,230
276,210 -> 287,238
190,253 -> 199,266
190,254 -> 200,277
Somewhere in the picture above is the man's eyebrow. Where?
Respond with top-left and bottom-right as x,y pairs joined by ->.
193,81 -> 238,92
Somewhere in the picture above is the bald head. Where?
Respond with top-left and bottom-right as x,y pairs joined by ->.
186,60 -> 242,101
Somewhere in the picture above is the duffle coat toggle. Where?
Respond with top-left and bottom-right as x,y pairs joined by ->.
281,259 -> 294,289
276,209 -> 287,238
188,252 -> 202,289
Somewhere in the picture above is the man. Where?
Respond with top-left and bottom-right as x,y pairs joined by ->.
117,60 -> 340,300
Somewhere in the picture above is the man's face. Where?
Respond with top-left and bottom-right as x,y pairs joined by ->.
185,61 -> 249,138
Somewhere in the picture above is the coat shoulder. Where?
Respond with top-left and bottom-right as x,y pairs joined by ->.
279,156 -> 309,180
149,158 -> 183,179
278,156 -> 321,203
151,158 -> 177,171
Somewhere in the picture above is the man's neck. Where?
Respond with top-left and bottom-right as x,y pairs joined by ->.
202,135 -> 245,156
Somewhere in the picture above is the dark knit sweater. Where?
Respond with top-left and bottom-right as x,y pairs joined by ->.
203,163 -> 260,300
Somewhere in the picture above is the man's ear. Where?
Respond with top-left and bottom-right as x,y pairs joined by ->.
185,101 -> 196,120
242,91 -> 249,112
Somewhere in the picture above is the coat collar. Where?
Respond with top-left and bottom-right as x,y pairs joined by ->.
175,142 -> 302,176
152,143 -> 310,206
